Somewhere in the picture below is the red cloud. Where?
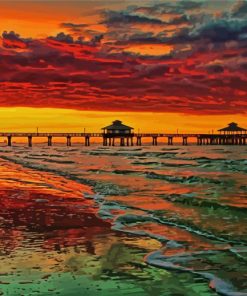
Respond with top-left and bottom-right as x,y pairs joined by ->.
0,31 -> 246,115
1,31 -> 30,49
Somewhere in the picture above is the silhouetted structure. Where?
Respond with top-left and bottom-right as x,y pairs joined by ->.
102,120 -> 134,146
1,121 -> 246,147
218,122 -> 247,134
102,120 -> 133,135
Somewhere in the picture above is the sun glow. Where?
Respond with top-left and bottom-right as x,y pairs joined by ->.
0,107 -> 246,134
124,44 -> 173,56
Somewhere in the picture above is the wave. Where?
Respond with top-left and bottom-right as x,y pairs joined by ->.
240,185 -> 247,192
145,250 -> 247,296
109,210 -> 247,295
132,160 -> 196,168
110,212 -> 247,295
44,159 -> 75,164
109,206 -> 247,246
88,151 -> 178,158
145,171 -> 233,185
159,193 -> 247,212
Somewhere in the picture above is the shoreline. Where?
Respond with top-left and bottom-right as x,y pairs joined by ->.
0,158 -> 110,232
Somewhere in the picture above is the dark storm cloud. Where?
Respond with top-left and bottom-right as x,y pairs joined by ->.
60,22 -> 89,30
107,1 -> 247,47
2,31 -> 31,48
133,0 -> 202,16
48,32 -> 74,43
176,0 -> 203,10
102,10 -> 164,26
192,19 -> 247,42
125,18 -> 247,46
48,32 -> 103,46
232,0 -> 247,17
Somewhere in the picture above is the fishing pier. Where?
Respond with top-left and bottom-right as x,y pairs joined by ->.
0,132 -> 246,147
1,121 -> 246,147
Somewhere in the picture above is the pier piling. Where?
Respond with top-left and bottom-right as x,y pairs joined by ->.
85,136 -> 90,146
136,136 -> 142,146
66,136 -> 72,146
48,136 -> 52,146
28,136 -> 32,147
120,138 -> 125,146
152,136 -> 158,146
7,136 -> 12,146
182,137 -> 188,146
168,136 -> 173,145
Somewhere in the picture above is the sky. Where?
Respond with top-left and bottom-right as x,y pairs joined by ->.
0,0 -> 246,132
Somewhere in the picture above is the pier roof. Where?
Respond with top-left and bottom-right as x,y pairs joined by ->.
218,122 -> 246,132
102,120 -> 133,130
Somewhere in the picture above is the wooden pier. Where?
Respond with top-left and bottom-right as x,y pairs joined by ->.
0,132 -> 246,147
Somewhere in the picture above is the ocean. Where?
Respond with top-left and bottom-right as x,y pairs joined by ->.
0,144 -> 246,296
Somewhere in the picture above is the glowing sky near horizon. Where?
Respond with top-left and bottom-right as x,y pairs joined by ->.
0,0 -> 246,131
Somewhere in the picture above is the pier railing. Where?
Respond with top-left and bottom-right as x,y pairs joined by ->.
0,132 -> 246,146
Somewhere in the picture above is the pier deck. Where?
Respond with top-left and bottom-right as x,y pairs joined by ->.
0,132 -> 246,146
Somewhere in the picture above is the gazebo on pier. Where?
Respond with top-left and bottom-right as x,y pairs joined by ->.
218,122 -> 247,135
102,120 -> 134,146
